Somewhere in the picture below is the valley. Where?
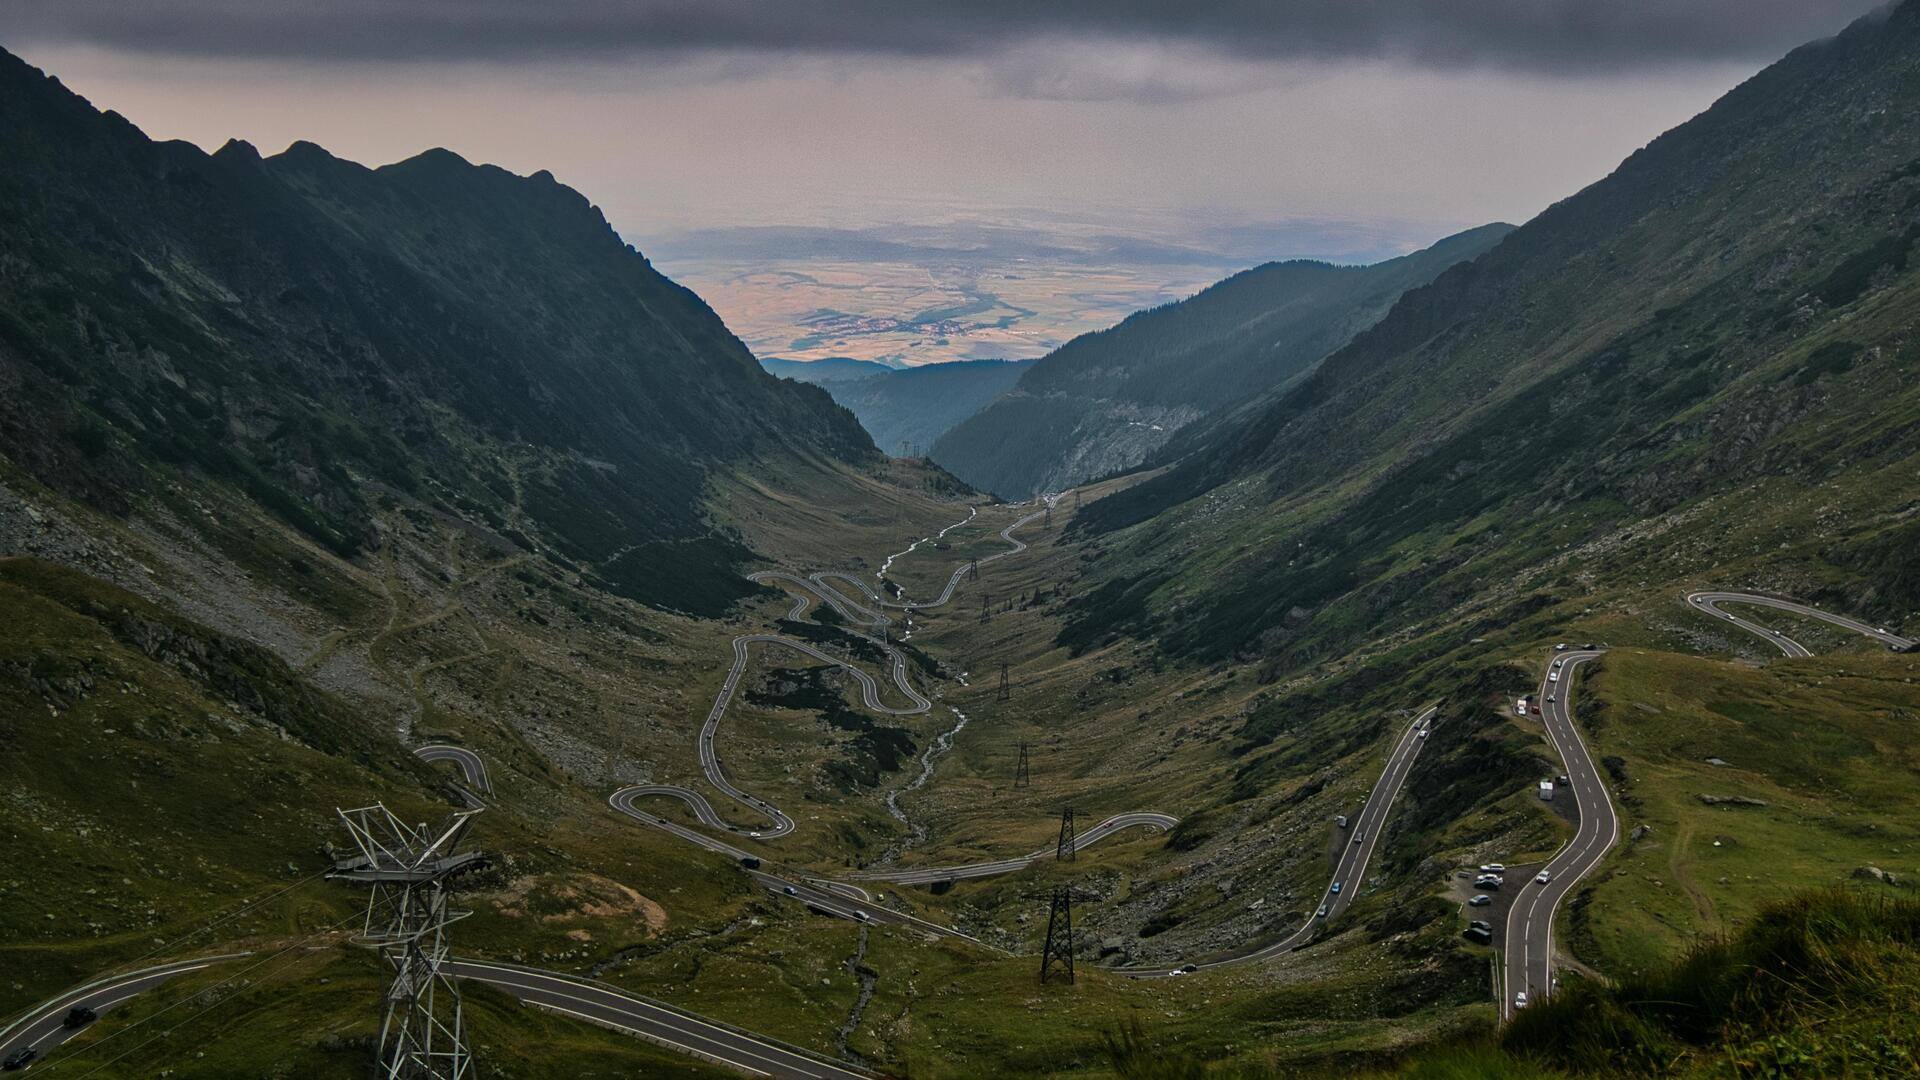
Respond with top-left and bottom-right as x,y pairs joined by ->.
7,4 -> 1920,1079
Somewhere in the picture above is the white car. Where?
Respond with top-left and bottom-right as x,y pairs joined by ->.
1481,863 -> 1506,873
1514,991 -> 1529,1009
1418,729 -> 1429,739
1536,870 -> 1552,884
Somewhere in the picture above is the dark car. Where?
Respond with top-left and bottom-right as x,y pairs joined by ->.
62,1005 -> 98,1029
1179,964 -> 1197,974
3,1047 -> 37,1071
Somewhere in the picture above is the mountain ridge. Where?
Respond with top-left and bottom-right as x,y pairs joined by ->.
930,222 -> 1515,497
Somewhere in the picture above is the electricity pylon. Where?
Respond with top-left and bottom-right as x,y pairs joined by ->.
1014,742 -> 1031,788
330,804 -> 486,1080
1037,885 -> 1092,984
997,662 -> 1010,701
1056,805 -> 1077,861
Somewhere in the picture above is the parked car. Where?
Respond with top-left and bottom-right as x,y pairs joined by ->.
1554,644 -> 1568,651
1481,863 -> 1506,873
1468,894 -> 1492,906
1469,920 -> 1492,932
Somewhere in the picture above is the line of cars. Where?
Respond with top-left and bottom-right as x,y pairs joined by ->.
2,1006 -> 96,1071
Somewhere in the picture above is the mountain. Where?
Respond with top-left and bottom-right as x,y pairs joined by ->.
760,355 -> 899,383
0,47 -> 875,615
793,358 -> 1033,457
930,223 -> 1514,497
1064,0 -> 1920,667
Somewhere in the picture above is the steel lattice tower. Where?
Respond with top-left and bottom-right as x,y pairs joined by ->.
330,804 -> 486,1080
997,662 -> 1011,701
1038,886 -> 1077,983
1056,805 -> 1077,861
1014,742 -> 1031,788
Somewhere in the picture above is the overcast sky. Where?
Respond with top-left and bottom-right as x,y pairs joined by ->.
3,1 -> 1890,253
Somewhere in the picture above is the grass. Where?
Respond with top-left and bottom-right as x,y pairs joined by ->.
1566,648 -> 1920,977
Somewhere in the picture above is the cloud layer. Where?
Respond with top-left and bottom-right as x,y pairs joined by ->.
7,0 -> 1890,74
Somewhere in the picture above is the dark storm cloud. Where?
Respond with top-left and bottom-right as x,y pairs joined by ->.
4,0 -> 1893,73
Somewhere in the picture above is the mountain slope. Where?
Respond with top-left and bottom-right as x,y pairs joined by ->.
1066,0 -> 1920,665
930,223 -> 1514,497
760,355 -> 899,383
792,358 -> 1033,456
0,47 -> 874,613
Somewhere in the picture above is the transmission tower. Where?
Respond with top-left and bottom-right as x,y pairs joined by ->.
968,558 -> 979,582
330,804 -> 486,1080
1044,503 -> 1052,527
1056,805 -> 1077,861
980,593 -> 990,623
997,662 -> 1011,701
1038,886 -> 1078,983
1014,741 -> 1031,788
1074,488 -> 1082,510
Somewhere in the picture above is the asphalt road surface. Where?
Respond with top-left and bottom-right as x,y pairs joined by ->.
1502,650 -> 1612,1016
442,959 -> 871,1079
415,744 -> 491,793
1687,591 -> 1915,657
0,955 -> 247,1066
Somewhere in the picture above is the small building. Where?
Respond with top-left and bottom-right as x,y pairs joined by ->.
1538,780 -> 1556,801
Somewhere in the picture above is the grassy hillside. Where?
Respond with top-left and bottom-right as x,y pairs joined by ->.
1067,3 -> 1920,671
932,224 -> 1513,497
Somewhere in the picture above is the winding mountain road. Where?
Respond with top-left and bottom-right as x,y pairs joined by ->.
1501,592 -> 1910,1016
1686,591 -> 1914,656
0,956 -> 247,1067
1502,650 -> 1612,1016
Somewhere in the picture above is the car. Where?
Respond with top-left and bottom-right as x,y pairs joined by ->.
1514,991 -> 1529,1009
1469,919 -> 1492,932
1468,894 -> 1491,906
1583,643 -> 1595,649
1418,729 -> 1429,739
1180,964 -> 1197,974
1476,876 -> 1503,889
1536,870 -> 1552,884
1548,671 -> 1559,682
1316,905 -> 1329,918
1877,628 -> 1889,635
2,1048 -> 36,1072
1546,694 -> 1556,703
1555,643 -> 1568,651
1330,881 -> 1343,894
1168,968 -> 1186,977
1531,705 -> 1541,715
62,1005 -> 98,1029
854,910 -> 870,922
748,831 -> 761,838
1353,834 -> 1364,845
783,885 -> 798,896
1481,863 -> 1506,873
1335,814 -> 1349,828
